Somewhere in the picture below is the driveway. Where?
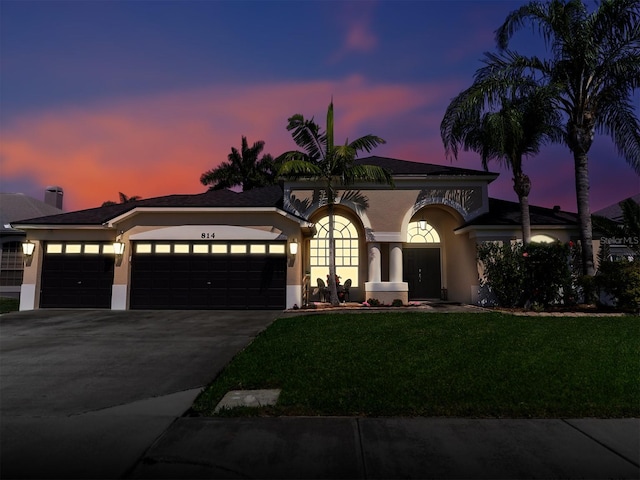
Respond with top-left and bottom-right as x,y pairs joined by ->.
0,309 -> 280,478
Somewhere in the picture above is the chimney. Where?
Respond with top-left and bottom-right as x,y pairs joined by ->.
552,205 -> 561,213
45,186 -> 64,210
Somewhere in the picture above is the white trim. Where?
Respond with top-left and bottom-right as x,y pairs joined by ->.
106,207 -> 313,228
111,285 -> 127,310
287,284 -> 302,309
130,225 -> 286,241
19,284 -> 36,311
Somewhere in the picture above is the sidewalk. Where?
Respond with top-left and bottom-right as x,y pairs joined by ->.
129,414 -> 639,479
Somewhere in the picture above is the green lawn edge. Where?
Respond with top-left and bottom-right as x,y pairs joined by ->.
192,312 -> 640,418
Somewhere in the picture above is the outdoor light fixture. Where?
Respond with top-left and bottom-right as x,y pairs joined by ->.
112,241 -> 126,256
419,219 -> 427,230
22,241 -> 35,257
289,238 -> 298,255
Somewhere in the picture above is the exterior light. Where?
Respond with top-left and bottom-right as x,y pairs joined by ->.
22,241 -> 36,256
419,219 -> 427,231
289,238 -> 298,255
112,241 -> 126,256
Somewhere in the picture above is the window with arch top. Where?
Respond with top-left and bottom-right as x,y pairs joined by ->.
407,221 -> 440,243
309,214 -> 359,287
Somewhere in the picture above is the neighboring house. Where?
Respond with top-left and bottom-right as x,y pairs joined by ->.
0,187 -> 64,299
12,157 -> 580,311
593,193 -> 640,261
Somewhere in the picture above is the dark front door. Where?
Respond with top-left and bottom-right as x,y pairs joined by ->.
40,253 -> 114,308
403,248 -> 441,299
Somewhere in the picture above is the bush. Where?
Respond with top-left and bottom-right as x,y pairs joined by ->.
478,241 -> 572,308
391,299 -> 404,307
596,258 -> 640,312
0,297 -> 19,314
367,298 -> 381,307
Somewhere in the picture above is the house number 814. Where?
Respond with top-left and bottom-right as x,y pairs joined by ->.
201,233 -> 216,239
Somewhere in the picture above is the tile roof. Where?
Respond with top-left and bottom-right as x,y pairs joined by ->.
12,185 -> 286,226
356,156 -> 498,177
592,193 -> 640,222
460,198 -> 579,228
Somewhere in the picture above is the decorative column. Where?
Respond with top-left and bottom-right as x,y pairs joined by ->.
368,242 -> 381,283
389,243 -> 403,283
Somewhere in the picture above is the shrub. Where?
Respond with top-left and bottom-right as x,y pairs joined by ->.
391,299 -> 404,307
478,241 -> 572,308
596,258 -> 640,312
0,297 -> 19,314
367,298 -> 381,307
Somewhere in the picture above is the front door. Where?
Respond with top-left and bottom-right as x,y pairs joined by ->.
403,248 -> 441,299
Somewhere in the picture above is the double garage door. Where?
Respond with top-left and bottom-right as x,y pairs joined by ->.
40,241 -> 287,310
129,241 -> 286,310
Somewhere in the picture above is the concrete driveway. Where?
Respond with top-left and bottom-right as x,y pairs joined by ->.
0,309 -> 280,479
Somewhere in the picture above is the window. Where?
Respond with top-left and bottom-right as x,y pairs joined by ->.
530,234 -> 556,244
310,214 -> 359,286
0,242 -> 24,287
407,221 -> 440,243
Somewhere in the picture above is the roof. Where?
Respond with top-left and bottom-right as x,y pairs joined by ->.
12,185 -> 286,226
355,156 -> 498,177
0,193 -> 64,233
593,193 -> 640,222
459,198 -> 579,229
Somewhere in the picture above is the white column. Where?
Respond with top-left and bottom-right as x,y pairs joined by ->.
368,242 -> 381,283
389,243 -> 403,283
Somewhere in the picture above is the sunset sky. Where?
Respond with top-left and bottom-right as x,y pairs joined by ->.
1,0 -> 638,214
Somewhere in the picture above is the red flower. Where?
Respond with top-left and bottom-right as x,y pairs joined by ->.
523,252 -> 529,257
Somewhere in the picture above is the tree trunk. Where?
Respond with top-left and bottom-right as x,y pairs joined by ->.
574,152 -> 595,277
513,172 -> 531,245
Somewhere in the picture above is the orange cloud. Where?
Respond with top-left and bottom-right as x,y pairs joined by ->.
1,78 -> 460,211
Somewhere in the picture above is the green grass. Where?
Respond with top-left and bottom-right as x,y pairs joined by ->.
193,312 -> 640,418
0,297 -> 19,314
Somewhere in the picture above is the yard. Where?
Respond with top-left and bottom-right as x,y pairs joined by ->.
193,312 -> 639,418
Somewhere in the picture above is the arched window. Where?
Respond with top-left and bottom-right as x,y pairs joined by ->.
309,214 -> 359,286
530,234 -> 556,244
407,221 -> 440,243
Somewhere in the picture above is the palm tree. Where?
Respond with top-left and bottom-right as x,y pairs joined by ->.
488,0 -> 640,276
200,136 -> 278,191
276,101 -> 393,305
101,192 -> 141,207
441,86 -> 562,244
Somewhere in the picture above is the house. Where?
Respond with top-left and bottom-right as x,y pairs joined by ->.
593,193 -> 640,261
12,157 -> 580,311
0,187 -> 64,300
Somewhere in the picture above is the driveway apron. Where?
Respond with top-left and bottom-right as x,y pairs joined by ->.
0,309 -> 279,479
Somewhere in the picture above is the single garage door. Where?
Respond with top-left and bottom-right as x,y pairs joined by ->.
130,242 -> 286,310
40,243 -> 115,308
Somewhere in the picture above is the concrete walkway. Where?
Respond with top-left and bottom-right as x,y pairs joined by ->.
128,414 -> 639,479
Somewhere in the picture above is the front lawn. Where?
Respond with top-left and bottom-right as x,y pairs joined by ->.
192,312 -> 639,418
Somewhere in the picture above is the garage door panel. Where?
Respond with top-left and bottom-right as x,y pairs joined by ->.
40,248 -> 114,309
130,243 -> 286,310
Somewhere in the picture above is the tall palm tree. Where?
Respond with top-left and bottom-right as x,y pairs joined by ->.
200,136 -> 278,191
277,101 -> 393,305
442,87 -> 562,244
488,0 -> 640,276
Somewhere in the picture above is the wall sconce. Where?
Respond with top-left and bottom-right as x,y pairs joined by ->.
22,241 -> 35,267
289,238 -> 298,255
112,241 -> 126,256
419,219 -> 427,230
22,241 -> 36,257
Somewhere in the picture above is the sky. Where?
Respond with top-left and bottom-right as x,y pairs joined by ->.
1,0 -> 638,214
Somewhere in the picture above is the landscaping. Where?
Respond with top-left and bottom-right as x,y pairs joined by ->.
0,297 -> 19,314
192,312 -> 639,418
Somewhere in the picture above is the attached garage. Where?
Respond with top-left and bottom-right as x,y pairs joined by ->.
129,241 -> 287,310
40,243 -> 115,308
